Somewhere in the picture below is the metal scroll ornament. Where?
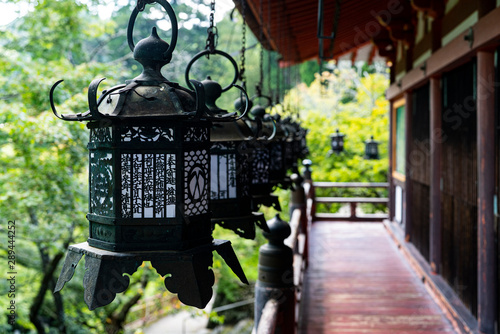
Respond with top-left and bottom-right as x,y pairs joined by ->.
50,0 -> 247,310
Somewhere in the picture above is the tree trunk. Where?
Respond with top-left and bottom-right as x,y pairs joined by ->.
105,274 -> 149,334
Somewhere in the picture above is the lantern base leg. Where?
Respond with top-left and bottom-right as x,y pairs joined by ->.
54,240 -> 247,310
251,194 -> 281,212
213,213 -> 269,239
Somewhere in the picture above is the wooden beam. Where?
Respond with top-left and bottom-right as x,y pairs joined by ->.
387,5 -> 500,100
476,50 -> 497,334
429,76 -> 442,274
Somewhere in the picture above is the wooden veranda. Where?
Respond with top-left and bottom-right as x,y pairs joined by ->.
299,221 -> 456,334
254,176 -> 463,334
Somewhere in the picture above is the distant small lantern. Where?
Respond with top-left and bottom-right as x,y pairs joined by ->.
268,113 -> 290,189
50,0 -> 247,310
282,117 -> 296,172
283,117 -> 308,172
329,128 -> 345,155
244,104 -> 281,211
364,135 -> 380,160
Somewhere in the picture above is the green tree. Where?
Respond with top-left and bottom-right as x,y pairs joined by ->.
282,64 -> 390,213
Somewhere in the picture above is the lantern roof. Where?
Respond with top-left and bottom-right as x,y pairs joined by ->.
211,119 -> 254,141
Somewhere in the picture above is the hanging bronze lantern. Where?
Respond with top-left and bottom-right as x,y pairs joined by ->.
185,50 -> 268,239
282,117 -> 296,172
268,113 -> 291,189
329,128 -> 345,155
364,135 -> 380,160
282,116 -> 308,173
244,101 -> 281,211
50,0 -> 247,310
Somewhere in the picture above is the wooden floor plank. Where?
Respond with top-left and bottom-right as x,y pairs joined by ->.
298,222 -> 457,334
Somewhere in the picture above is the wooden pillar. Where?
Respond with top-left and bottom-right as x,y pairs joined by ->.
429,76 -> 442,274
476,50 -> 497,334
389,101 -> 396,220
404,91 -> 413,241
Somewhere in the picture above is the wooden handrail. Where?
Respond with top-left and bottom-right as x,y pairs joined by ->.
313,182 -> 389,188
256,299 -> 279,334
311,181 -> 389,222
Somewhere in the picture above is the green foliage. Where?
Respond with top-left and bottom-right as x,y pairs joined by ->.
284,64 -> 390,213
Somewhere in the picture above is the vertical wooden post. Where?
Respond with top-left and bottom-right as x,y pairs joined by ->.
404,91 -> 413,241
389,101 -> 396,221
429,76 -> 442,274
476,50 -> 497,334
290,173 -> 308,266
350,202 -> 357,219
302,160 -> 316,221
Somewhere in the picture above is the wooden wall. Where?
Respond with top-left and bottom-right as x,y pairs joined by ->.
440,61 -> 478,316
409,83 -> 431,261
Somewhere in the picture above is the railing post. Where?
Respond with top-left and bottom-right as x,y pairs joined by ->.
255,214 -> 295,334
302,159 -> 315,221
290,172 -> 308,267
350,202 -> 357,219
290,173 -> 306,218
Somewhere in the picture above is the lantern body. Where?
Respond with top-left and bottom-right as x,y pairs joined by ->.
244,116 -> 281,211
210,120 -> 266,238
329,129 -> 345,155
364,136 -> 380,160
87,120 -> 211,252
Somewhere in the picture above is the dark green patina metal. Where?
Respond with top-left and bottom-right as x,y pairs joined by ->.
329,128 -> 345,155
50,0 -> 247,310
364,135 -> 380,160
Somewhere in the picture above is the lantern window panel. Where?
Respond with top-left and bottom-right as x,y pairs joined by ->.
210,153 -> 238,200
90,127 -> 113,143
121,152 -> 177,219
89,151 -> 114,216
251,148 -> 270,184
121,126 -> 174,142
270,144 -> 283,171
184,149 -> 209,216
184,127 -> 209,142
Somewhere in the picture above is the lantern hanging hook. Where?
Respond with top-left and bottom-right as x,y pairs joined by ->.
185,47 -> 249,120
185,49 -> 239,93
127,0 -> 178,60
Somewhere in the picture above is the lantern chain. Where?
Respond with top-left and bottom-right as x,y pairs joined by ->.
267,0 -> 272,101
257,0 -> 264,96
239,0 -> 247,89
206,0 -> 218,55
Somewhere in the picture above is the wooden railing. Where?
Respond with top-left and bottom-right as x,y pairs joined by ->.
253,171 -> 389,333
312,182 -> 389,222
254,175 -> 310,334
